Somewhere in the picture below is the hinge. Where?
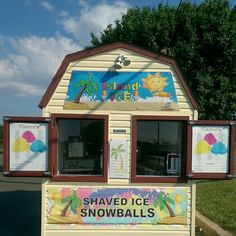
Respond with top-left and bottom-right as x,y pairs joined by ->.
44,118 -> 51,122
3,116 -> 10,121
52,165 -> 55,175
51,118 -> 56,126
188,121 -> 196,125
44,171 -> 51,177
188,173 -> 193,178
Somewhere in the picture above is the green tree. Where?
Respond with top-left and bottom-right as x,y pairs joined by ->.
74,72 -> 98,103
89,0 -> 236,120
154,191 -> 176,217
61,190 -> 82,216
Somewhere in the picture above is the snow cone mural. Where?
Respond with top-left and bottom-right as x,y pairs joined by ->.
192,126 -> 229,173
47,187 -> 188,225
64,71 -> 178,110
9,122 -> 48,171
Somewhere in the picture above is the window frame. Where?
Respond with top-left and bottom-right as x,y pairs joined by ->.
131,115 -> 189,183
51,114 -> 108,182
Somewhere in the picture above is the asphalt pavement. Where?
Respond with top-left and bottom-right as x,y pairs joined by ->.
0,153 -> 43,236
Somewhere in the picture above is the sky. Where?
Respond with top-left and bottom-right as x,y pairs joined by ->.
0,0 -> 231,121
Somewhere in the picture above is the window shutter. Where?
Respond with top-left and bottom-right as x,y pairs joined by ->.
3,116 -> 52,177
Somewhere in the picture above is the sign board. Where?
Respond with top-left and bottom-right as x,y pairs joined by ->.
192,125 -> 229,173
3,117 -> 51,176
64,71 -> 178,111
109,140 -> 130,179
187,121 -> 235,179
47,186 -> 189,225
112,129 -> 127,134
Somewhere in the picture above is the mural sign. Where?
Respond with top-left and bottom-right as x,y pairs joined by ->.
64,71 -> 178,110
192,125 -> 230,173
109,140 -> 130,179
47,187 -> 188,225
9,122 -> 48,171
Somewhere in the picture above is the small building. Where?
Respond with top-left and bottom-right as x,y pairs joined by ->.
3,42 -> 235,236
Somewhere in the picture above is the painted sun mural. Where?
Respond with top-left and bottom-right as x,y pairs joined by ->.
142,73 -> 170,98
47,187 -> 189,225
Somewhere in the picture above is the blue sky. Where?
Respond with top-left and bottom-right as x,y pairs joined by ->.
0,0 -> 232,121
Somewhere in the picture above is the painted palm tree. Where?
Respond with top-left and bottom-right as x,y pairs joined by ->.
61,190 -> 82,216
74,72 -> 98,103
154,191 -> 176,217
111,143 -> 126,170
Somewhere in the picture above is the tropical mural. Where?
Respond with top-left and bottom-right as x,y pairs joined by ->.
64,71 -> 178,110
109,140 -> 129,179
111,143 -> 126,171
47,187 -> 189,225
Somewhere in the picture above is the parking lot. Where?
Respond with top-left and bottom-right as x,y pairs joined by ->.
0,153 -> 43,236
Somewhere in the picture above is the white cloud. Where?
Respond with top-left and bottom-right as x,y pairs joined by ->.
0,80 -> 43,97
0,0 -> 131,118
0,59 -> 17,80
59,10 -> 69,17
0,35 -> 81,97
59,1 -> 130,46
41,1 -> 54,12
0,0 -> 131,117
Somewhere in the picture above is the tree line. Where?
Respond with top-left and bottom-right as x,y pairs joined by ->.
89,0 -> 236,120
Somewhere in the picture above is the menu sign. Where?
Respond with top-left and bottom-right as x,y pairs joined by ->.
3,117 -> 50,176
8,121 -> 49,172
192,125 -> 230,173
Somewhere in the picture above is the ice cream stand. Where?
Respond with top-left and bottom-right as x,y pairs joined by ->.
3,42 -> 235,236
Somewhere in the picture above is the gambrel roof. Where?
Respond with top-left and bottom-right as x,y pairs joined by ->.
38,42 -> 199,110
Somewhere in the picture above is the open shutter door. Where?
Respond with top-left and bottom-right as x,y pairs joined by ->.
187,120 -> 235,179
3,116 -> 52,177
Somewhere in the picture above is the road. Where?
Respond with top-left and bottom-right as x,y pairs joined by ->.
0,152 -> 43,236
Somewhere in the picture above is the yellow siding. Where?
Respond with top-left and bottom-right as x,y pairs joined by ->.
42,47 -> 197,236
67,62 -> 171,70
47,48 -> 193,115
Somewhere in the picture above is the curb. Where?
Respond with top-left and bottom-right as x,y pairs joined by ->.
196,210 -> 233,236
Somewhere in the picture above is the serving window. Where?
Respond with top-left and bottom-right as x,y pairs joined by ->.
3,116 -> 234,181
131,116 -> 188,183
51,114 -> 108,182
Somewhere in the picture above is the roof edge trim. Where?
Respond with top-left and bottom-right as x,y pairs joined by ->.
38,42 -> 199,111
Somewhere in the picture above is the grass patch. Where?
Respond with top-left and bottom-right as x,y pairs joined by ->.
196,179 -> 236,234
